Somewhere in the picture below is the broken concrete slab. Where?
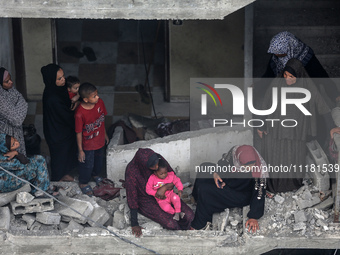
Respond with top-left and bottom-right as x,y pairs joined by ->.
0,207 -> 10,231
22,214 -> 36,230
212,209 -> 229,231
16,192 -> 35,204
294,211 -> 307,223
113,210 -> 125,229
36,212 -> 61,225
87,206 -> 110,227
0,183 -> 31,207
54,196 -> 94,224
10,198 -> 54,215
64,220 -> 85,233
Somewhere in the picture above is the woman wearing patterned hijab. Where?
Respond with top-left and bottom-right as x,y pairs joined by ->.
0,67 -> 28,156
263,31 -> 339,103
191,145 -> 268,232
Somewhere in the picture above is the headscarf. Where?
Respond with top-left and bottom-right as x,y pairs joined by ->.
268,31 -> 314,75
0,67 -> 9,88
41,63 -> 70,105
232,145 -> 269,179
262,58 -> 330,140
125,148 -> 173,209
0,133 -> 29,164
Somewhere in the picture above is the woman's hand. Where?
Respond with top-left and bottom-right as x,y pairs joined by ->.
257,129 -> 267,139
213,173 -> 225,189
155,185 -> 167,199
4,151 -> 18,160
245,218 -> 259,233
131,226 -> 143,237
330,127 -> 340,139
178,190 -> 183,198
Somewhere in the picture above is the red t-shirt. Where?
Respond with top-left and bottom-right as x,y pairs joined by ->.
68,91 -> 77,100
75,98 -> 107,151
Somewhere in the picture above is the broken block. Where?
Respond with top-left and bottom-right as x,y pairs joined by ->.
10,198 -> 54,215
87,206 -> 110,227
64,220 -> 85,232
0,207 -> 10,231
0,183 -> 31,207
36,212 -> 61,225
16,192 -> 35,204
212,208 -> 229,231
22,214 -> 36,230
113,210 -> 125,229
54,196 -> 94,224
294,211 -> 307,223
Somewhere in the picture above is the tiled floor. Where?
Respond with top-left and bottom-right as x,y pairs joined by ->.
24,19 -> 189,158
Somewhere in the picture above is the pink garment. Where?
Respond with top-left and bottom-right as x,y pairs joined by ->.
146,171 -> 183,214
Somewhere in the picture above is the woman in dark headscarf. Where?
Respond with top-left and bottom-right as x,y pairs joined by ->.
262,31 -> 339,104
125,148 -> 194,237
258,58 -> 333,193
191,145 -> 268,232
0,67 -> 28,156
41,64 -> 77,181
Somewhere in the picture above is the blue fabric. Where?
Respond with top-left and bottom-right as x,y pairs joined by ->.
78,146 -> 105,184
0,133 -> 50,194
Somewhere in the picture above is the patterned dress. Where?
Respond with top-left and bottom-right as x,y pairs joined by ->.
125,148 -> 194,230
0,133 -> 50,194
0,68 -> 28,156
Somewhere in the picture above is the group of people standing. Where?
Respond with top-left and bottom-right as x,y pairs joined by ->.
1,31 -> 339,237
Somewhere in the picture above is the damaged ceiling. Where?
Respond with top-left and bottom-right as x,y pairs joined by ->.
0,0 -> 255,20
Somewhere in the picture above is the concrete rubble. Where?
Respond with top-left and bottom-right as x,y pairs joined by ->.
0,180 -> 339,254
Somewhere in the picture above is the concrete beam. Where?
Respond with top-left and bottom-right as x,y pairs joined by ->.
0,0 -> 255,20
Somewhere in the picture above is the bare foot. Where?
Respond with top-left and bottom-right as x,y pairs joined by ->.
59,174 -> 75,182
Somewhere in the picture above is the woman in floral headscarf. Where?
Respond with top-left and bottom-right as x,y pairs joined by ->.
191,145 -> 268,233
0,67 -> 28,156
261,31 -> 339,103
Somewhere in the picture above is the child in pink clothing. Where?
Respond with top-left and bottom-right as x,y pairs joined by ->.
146,159 -> 185,221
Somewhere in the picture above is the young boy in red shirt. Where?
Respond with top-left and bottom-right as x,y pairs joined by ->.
75,82 -> 109,196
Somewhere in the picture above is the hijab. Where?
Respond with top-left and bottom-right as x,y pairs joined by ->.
0,67 -> 9,88
232,145 -> 269,179
0,133 -> 29,164
41,63 -> 70,105
262,58 -> 329,140
268,31 -> 314,75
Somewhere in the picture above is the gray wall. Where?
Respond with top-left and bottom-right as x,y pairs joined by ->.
169,9 -> 245,101
0,19 -> 15,77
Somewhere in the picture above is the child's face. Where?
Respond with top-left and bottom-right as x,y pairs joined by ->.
68,83 -> 80,94
155,167 -> 168,179
10,137 -> 20,151
84,90 -> 99,104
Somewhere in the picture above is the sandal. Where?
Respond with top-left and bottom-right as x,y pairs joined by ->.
93,176 -> 104,186
80,185 -> 93,197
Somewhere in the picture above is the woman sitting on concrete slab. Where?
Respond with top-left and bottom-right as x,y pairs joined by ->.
0,133 -> 50,195
191,145 -> 268,233
125,148 -> 194,237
